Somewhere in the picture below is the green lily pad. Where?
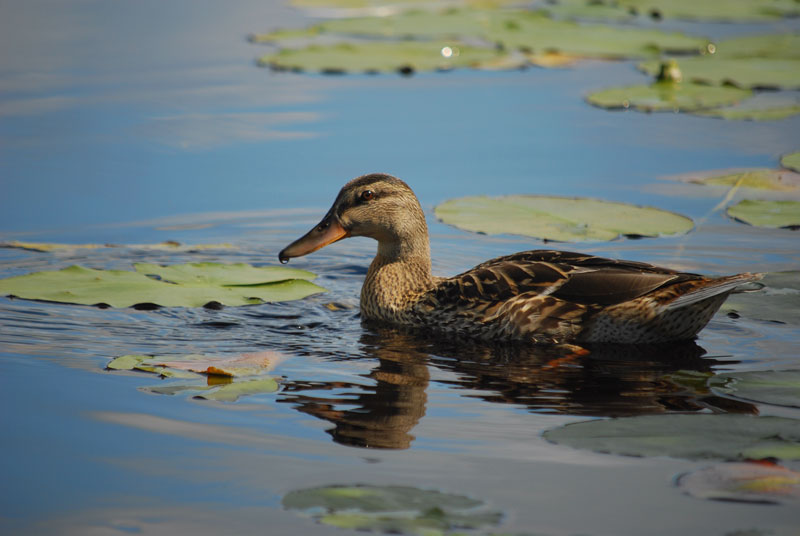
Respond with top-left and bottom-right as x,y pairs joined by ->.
692,93 -> 800,121
587,81 -> 752,112
710,370 -> 800,409
107,351 -> 283,377
711,33 -> 800,60
260,40 -> 510,74
668,168 -> 800,191
722,271 -> 800,325
677,462 -> 800,504
639,57 -> 800,89
435,195 -> 693,242
110,353 -> 282,402
727,199 -> 800,228
0,240 -> 234,253
311,8 -> 706,58
615,0 -> 800,21
142,378 -> 280,402
543,414 -> 800,460
782,152 -> 800,172
0,263 -> 325,308
283,484 -> 503,534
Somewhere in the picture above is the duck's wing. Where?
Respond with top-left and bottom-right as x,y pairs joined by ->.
438,250 -> 700,308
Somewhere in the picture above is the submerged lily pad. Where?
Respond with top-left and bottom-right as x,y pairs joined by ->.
587,81 -> 751,112
722,271 -> 800,325
639,57 -> 800,89
727,199 -> 800,228
283,484 -> 503,534
543,414 -> 800,460
435,195 -> 693,242
782,152 -> 800,172
0,263 -> 325,308
677,461 -> 800,504
261,40 -> 509,73
710,370 -> 800,409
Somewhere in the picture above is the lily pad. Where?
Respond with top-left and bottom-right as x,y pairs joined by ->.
435,195 -> 693,242
587,81 -> 752,112
0,263 -> 325,308
311,8 -> 707,59
727,199 -> 800,228
0,240 -> 234,253
639,57 -> 800,89
283,484 -> 503,534
782,152 -> 800,172
615,0 -> 800,21
711,33 -> 800,60
142,377 -> 280,402
722,271 -> 800,325
677,461 -> 800,504
543,414 -> 800,460
710,370 -> 800,409
666,168 -> 800,191
260,40 -> 509,74
108,351 -> 283,377
692,93 -> 800,121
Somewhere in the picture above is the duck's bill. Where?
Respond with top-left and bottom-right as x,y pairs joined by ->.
279,214 -> 350,262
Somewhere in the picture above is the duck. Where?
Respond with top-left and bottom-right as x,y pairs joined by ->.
279,173 -> 761,344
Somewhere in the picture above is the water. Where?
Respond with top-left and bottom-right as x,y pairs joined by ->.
2,1 -> 800,534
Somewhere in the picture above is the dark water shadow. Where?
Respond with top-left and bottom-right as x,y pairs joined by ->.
278,326 -> 757,450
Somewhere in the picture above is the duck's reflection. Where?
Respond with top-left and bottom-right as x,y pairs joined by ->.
278,327 -> 756,449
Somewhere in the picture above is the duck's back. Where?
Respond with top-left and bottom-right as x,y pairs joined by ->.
411,250 -> 759,344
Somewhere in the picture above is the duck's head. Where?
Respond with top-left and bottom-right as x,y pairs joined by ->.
279,173 -> 428,263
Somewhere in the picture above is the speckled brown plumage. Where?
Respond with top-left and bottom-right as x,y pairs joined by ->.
279,173 -> 762,344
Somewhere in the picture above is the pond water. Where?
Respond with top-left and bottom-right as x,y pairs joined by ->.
1,1 -> 800,534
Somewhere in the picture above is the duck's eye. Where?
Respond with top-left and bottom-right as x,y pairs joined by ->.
360,190 -> 374,201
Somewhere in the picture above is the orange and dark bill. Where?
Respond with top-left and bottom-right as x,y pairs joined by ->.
279,211 -> 349,263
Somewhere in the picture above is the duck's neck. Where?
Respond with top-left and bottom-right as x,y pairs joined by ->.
361,229 -> 434,323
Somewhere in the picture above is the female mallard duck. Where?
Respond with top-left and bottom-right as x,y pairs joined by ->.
279,173 -> 760,344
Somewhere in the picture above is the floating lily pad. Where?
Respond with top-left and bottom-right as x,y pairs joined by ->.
587,81 -> 751,112
543,0 -> 800,22
109,353 -> 282,402
666,168 -> 800,191
639,57 -> 800,89
677,461 -> 800,504
722,271 -> 800,325
143,377 -> 280,402
0,240 -> 234,253
782,152 -> 800,172
312,9 -> 706,58
109,351 -> 284,378
543,414 -> 800,460
711,33 -> 800,60
615,0 -> 800,21
435,195 -> 693,242
710,370 -> 800,409
283,484 -> 503,534
260,40 -> 509,73
0,263 -> 325,308
692,93 -> 800,121
727,199 -> 800,228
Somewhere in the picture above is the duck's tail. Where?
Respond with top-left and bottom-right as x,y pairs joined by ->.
664,272 -> 763,311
